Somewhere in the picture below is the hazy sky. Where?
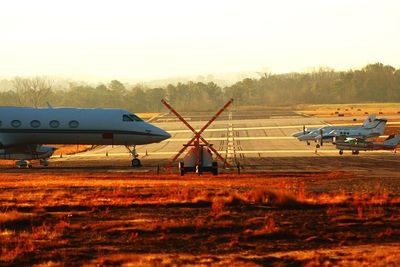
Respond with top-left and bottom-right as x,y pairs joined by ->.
0,0 -> 399,80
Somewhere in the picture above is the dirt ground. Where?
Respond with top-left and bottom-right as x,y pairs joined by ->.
1,156 -> 400,266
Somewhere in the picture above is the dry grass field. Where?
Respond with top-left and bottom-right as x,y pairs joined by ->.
1,164 -> 400,266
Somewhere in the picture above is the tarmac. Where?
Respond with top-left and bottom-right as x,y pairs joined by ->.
51,110 -> 400,165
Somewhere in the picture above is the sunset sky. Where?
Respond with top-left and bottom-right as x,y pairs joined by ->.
0,0 -> 399,80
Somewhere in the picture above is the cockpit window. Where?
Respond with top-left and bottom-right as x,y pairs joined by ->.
123,115 -> 134,121
129,114 -> 143,122
123,114 -> 143,122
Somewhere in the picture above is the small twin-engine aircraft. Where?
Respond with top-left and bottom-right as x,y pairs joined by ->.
293,115 -> 387,146
0,107 -> 171,167
334,135 -> 400,155
292,114 -> 378,138
314,118 -> 387,144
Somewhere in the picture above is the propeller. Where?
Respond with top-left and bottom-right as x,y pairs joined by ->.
319,129 -> 324,146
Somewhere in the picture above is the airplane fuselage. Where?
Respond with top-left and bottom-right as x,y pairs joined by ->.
0,107 -> 170,148
335,142 -> 395,151
296,126 -> 367,141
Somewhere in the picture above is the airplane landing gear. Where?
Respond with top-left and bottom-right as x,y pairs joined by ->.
307,141 -> 310,146
125,145 -> 141,168
351,150 -> 359,155
16,160 -> 32,168
339,150 -> 343,155
131,158 -> 141,167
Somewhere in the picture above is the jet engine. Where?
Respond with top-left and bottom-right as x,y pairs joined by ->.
0,145 -> 57,160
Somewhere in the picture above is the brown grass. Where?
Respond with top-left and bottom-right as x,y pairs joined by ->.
298,103 -> 400,117
0,210 -> 29,223
1,171 -> 400,265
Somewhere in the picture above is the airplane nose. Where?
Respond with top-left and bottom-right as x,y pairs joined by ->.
292,132 -> 302,137
147,124 -> 171,142
159,129 -> 171,141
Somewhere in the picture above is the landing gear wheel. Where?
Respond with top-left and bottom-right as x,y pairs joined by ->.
126,145 -> 142,168
131,158 -> 141,168
339,150 -> 343,155
212,161 -> 218,176
178,161 -> 185,176
307,142 -> 310,146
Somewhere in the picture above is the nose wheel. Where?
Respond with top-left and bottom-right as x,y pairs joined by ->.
125,145 -> 142,168
131,158 -> 141,167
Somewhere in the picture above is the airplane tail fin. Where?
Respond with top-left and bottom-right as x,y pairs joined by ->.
371,119 -> 387,135
362,114 -> 377,128
383,135 -> 400,147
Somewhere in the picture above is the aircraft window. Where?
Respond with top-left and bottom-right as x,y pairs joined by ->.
11,120 -> 21,128
69,120 -> 79,128
30,120 -> 41,128
123,115 -> 134,122
129,114 -> 143,122
49,120 -> 60,128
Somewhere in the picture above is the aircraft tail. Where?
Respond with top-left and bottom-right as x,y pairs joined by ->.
370,119 -> 387,135
383,135 -> 400,147
362,114 -> 377,128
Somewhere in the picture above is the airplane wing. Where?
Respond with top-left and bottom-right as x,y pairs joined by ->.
346,137 -> 366,142
334,136 -> 366,145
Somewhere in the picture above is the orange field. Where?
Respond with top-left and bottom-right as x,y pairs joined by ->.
1,165 -> 400,266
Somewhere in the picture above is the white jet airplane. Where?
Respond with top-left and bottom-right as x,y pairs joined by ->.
0,107 -> 171,168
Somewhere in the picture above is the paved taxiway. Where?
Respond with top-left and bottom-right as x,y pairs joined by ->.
52,111 -> 400,165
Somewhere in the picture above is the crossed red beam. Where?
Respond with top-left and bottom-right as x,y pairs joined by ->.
161,98 -> 233,168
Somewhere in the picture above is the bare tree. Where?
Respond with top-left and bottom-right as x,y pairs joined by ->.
13,76 -> 53,107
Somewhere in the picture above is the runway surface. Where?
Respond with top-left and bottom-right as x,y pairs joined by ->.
51,110 -> 400,166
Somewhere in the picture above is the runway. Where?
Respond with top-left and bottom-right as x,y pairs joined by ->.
51,110 -> 400,164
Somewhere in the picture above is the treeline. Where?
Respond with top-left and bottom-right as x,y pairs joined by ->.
0,63 -> 399,112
